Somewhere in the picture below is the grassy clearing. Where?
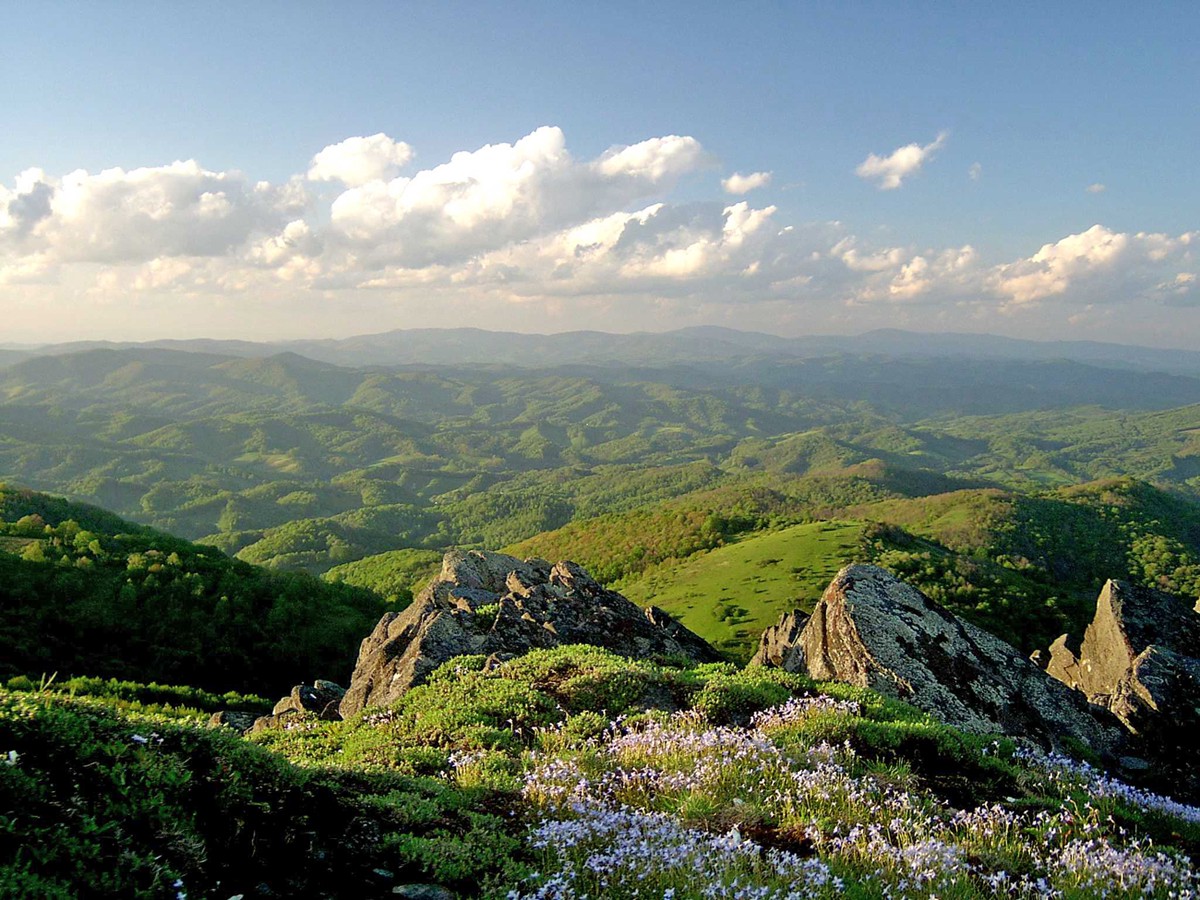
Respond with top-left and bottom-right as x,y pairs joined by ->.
617,520 -> 866,660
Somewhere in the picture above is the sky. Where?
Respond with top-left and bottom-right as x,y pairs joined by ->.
1,2 -> 1199,347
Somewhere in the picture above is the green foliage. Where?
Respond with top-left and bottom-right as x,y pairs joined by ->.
3,674 -> 270,719
0,689 -> 529,898
9,346 -> 1200,577
0,488 -> 386,696
857,477 -> 1200,650
689,665 -> 809,723
4,644 -> 1199,898
615,520 -> 866,660
323,547 -> 442,605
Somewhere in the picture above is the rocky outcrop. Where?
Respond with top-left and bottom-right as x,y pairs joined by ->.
754,564 -> 1127,758
1042,579 -> 1200,762
749,610 -> 809,670
340,550 -> 721,717
252,680 -> 346,732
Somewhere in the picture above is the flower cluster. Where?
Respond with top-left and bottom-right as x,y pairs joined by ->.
509,803 -> 840,900
750,696 -> 862,730
516,701 -> 1200,899
1017,748 -> 1200,824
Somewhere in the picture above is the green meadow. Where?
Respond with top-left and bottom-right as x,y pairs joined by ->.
618,520 -> 865,659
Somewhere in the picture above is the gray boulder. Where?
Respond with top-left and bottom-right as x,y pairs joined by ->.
756,564 -> 1127,758
1043,579 -> 1200,779
340,550 -> 721,717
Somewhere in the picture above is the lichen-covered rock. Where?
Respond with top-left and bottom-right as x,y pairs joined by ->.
757,564 -> 1127,758
749,610 -> 809,670
340,551 -> 721,717
1043,580 -> 1200,772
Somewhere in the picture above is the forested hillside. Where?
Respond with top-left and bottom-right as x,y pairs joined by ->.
3,344 -> 1200,578
0,485 -> 384,695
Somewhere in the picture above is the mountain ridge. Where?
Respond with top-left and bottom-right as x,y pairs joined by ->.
6,326 -> 1200,375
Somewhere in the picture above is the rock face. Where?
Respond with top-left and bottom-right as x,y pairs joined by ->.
754,564 -> 1127,758
749,610 -> 809,670
1043,579 -> 1200,760
340,550 -> 721,717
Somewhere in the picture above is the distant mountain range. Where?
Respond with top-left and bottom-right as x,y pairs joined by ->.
3,326 -> 1200,375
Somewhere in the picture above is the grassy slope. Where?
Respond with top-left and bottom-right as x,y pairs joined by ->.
616,520 -> 866,659
8,647 -> 1195,898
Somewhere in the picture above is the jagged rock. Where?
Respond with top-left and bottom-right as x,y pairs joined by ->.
749,609 -> 809,669
252,680 -> 346,732
1043,579 -> 1200,756
206,710 -> 257,733
757,564 -> 1127,758
340,550 -> 721,717
1042,634 -> 1084,687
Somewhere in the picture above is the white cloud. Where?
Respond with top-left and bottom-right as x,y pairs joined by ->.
3,126 -> 1199,345
307,133 -> 415,186
1086,182 -> 1107,194
721,171 -> 772,194
856,131 -> 948,190
889,246 -> 978,300
989,225 -> 1199,308
327,126 -> 709,267
968,162 -> 982,181
595,134 -> 705,180
0,161 -> 305,268
247,219 -> 322,268
991,224 -> 1130,305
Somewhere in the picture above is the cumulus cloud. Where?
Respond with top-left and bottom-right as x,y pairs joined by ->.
856,131 -> 948,190
721,171 -> 772,194
991,224 -> 1130,305
1086,182 -> 1107,194
0,161 -> 305,267
990,225 -> 1199,309
4,125 -> 1199,345
307,133 -> 414,186
327,126 -> 709,267
969,162 -> 982,181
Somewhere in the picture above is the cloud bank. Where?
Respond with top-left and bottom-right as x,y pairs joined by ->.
1,126 -> 1196,344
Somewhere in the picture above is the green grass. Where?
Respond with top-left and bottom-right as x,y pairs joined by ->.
617,520 -> 866,660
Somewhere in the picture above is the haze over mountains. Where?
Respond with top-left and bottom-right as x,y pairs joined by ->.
6,326 -> 1200,376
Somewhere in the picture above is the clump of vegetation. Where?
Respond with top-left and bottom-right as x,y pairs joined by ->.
3,674 -> 270,720
0,689 -> 529,898
5,646 -> 1198,898
0,488 -> 386,696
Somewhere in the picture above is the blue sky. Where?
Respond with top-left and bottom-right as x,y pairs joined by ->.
2,2 -> 1198,346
